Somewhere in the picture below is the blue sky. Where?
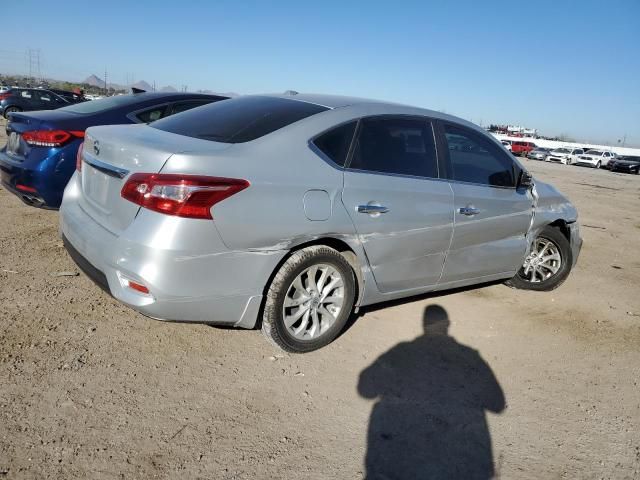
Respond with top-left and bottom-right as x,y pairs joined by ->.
2,0 -> 638,145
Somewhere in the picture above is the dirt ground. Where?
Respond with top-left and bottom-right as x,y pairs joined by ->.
1,118 -> 639,479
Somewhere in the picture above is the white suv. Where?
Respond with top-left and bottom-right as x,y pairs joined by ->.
547,147 -> 584,165
574,150 -> 615,169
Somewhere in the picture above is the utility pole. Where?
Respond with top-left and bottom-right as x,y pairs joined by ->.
104,68 -> 108,96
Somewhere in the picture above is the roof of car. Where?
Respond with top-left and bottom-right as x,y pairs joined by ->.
266,92 -> 401,109
121,91 -> 227,100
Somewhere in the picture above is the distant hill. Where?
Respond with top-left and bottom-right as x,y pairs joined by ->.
160,85 -> 178,93
132,80 -> 153,91
83,74 -> 104,87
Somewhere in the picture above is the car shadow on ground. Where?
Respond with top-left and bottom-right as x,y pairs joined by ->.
358,304 -> 506,479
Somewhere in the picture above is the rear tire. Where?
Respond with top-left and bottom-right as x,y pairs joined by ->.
505,226 -> 572,291
261,246 -> 356,353
3,106 -> 20,119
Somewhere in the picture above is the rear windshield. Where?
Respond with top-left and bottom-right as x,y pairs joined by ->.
150,96 -> 329,143
585,150 -> 603,155
59,94 -> 149,114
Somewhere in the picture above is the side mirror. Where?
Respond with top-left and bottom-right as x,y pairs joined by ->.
518,170 -> 534,189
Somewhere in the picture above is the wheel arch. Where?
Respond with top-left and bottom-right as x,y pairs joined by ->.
258,237 -> 366,325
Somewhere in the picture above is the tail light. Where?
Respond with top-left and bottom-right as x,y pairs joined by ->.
0,93 -> 12,101
121,173 -> 250,220
22,129 -> 84,147
76,141 -> 84,171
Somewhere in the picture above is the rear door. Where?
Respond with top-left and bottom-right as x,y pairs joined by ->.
341,116 -> 454,293
438,122 -> 533,283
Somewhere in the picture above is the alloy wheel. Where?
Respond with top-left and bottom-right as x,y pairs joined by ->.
282,264 -> 345,340
520,237 -> 563,283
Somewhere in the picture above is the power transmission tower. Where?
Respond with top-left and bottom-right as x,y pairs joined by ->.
26,49 -> 43,84
104,68 -> 108,95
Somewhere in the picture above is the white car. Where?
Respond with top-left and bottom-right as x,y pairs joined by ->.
0,86 -> 9,94
574,150 -> 615,169
546,147 -> 584,165
501,140 -> 512,152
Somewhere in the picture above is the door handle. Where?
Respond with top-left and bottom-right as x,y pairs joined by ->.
357,204 -> 389,215
459,206 -> 480,216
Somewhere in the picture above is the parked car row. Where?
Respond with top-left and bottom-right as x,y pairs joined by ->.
1,93 -> 583,352
503,139 -> 637,174
0,91 -> 227,207
0,87 -> 89,119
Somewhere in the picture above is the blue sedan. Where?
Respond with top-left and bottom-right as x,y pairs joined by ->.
0,92 -> 228,208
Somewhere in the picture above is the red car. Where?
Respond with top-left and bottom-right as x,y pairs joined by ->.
511,141 -> 537,156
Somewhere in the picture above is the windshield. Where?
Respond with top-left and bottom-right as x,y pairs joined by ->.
585,150 -> 603,156
554,148 -> 570,153
58,94 -> 145,114
618,156 -> 640,162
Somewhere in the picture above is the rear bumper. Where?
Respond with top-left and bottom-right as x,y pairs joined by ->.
0,144 -> 79,208
59,176 -> 285,328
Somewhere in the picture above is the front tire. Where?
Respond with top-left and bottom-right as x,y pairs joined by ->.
261,246 -> 356,353
595,161 -> 602,169
505,226 -> 572,291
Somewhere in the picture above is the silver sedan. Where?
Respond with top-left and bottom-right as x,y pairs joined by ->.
60,94 -> 582,352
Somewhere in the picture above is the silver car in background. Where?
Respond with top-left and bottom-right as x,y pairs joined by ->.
527,147 -> 551,161
60,94 -> 582,352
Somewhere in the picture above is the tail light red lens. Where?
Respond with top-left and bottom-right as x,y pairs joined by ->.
76,141 -> 84,171
0,93 -> 11,101
22,129 -> 84,147
121,173 -> 250,219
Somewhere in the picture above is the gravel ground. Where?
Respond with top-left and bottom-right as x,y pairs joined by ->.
1,119 -> 639,479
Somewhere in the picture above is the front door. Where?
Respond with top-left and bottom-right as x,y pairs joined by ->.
438,122 -> 533,284
341,116 -> 454,293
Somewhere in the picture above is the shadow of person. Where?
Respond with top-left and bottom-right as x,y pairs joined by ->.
358,305 -> 506,480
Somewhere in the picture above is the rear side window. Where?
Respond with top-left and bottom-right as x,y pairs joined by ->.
151,96 -> 329,143
444,124 -> 516,187
348,117 -> 438,178
135,105 -> 169,123
312,121 -> 357,166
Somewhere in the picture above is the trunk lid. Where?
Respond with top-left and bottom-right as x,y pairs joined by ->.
78,124 -> 231,234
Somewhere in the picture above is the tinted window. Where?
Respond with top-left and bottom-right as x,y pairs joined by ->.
312,121 -> 357,166
349,117 -> 438,178
586,150 -> 603,155
60,94 -> 152,114
169,100 -> 211,115
37,91 -> 54,102
135,105 -> 169,123
151,96 -> 328,143
444,124 -> 516,187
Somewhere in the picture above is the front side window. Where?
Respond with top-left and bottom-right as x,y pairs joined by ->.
37,92 -> 53,102
444,124 -> 516,187
348,117 -> 438,178
312,121 -> 357,166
